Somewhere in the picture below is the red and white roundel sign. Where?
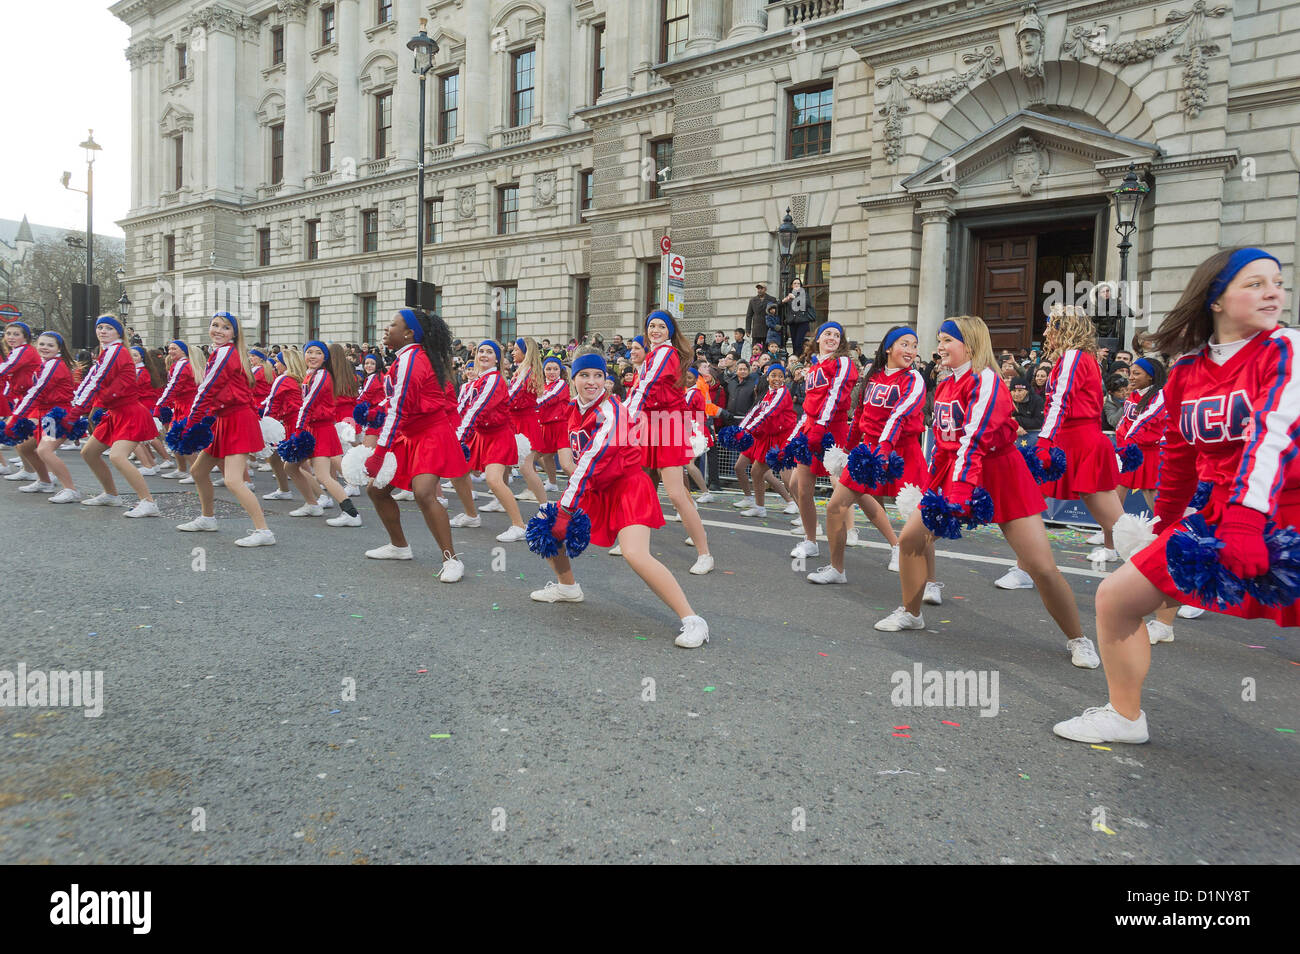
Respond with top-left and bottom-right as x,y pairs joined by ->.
659,235 -> 671,255
0,303 -> 21,322
668,254 -> 684,278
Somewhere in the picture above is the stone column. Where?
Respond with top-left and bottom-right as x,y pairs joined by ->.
459,21 -> 490,153
540,0 -> 572,136
685,0 -> 723,55
598,4 -> 631,102
280,0 -> 307,191
125,42 -> 148,210
200,11 -> 239,200
146,41 -> 165,208
633,0 -> 657,87
392,0 -> 421,169
727,0 -> 766,42
915,193 -> 956,350
336,0 -> 360,175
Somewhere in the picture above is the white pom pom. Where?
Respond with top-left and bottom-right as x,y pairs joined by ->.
374,450 -> 398,490
260,416 -> 286,448
1113,511 -> 1158,562
335,420 -> 357,446
822,444 -> 848,477
341,443 -> 373,487
515,432 -> 532,465
688,424 -> 709,458
895,483 -> 923,520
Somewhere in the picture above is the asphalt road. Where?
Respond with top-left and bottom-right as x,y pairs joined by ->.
0,452 -> 1296,864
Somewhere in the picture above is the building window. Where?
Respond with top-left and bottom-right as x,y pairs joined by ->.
662,0 -> 689,61
648,137 -> 672,199
320,4 -> 335,46
306,299 -> 320,340
271,26 -> 284,65
438,72 -> 459,144
176,44 -> 188,81
497,185 -> 519,235
259,302 -> 271,346
788,84 -> 833,159
790,232 -> 832,324
510,48 -> 535,127
593,24 -> 606,101
579,169 -> 594,213
257,228 -> 271,267
165,234 -> 176,272
319,108 -> 335,172
424,197 -> 443,244
376,0 -> 392,25
493,284 -> 518,342
361,209 -> 378,253
374,91 -> 392,158
575,276 -> 590,340
643,261 -> 661,316
270,123 -> 284,184
173,135 -> 184,191
306,219 -> 320,260
361,295 -> 377,344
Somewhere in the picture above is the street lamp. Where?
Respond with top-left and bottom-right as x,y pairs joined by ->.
118,291 -> 131,322
407,18 -> 438,286
61,129 -> 101,346
777,207 -> 799,342
1110,162 -> 1149,323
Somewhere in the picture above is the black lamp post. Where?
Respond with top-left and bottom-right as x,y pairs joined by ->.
61,130 -> 101,345
777,207 -> 799,348
407,19 -> 438,286
1110,162 -> 1149,316
118,291 -> 130,322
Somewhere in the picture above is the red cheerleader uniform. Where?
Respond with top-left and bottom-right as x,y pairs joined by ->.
156,358 -> 198,421
623,343 -> 694,469
188,344 -> 263,459
251,364 -> 273,406
839,366 -> 927,497
930,363 -> 1044,524
0,343 -> 41,415
10,358 -> 74,425
787,354 -> 859,478
1131,328 -> 1300,626
1039,348 -> 1120,498
536,378 -> 571,453
560,393 -> 666,547
71,343 -> 157,445
135,364 -> 161,419
294,367 -> 343,458
262,373 -> 303,427
738,385 -> 796,464
358,372 -> 386,437
507,367 -> 544,450
376,343 -> 469,490
1116,387 -> 1167,491
457,369 -> 515,469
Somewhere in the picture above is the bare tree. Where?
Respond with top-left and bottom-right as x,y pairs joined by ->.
12,237 -> 126,338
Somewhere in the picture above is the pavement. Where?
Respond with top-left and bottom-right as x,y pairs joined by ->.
0,450 -> 1296,864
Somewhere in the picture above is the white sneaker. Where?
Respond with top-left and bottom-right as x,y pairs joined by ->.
470,473 -> 485,483
257,462 -> 272,472
178,474 -> 195,484
783,501 -> 799,515
317,494 -> 334,509
531,581 -> 584,603
49,488 -> 83,504
478,498 -> 505,513
510,468 -> 520,480
392,489 -> 416,501
289,504 -> 325,517
211,476 -> 225,487
1087,547 -> 1119,563
790,540 -> 820,559
449,512 -> 481,528
695,492 -> 715,504
674,615 -> 710,648
344,483 -> 361,497
440,481 -> 455,491
807,564 -> 847,584
664,511 -> 682,522
177,515 -> 218,532
159,469 -> 185,479
263,489 -> 295,500
138,466 -> 159,477
685,536 -> 696,547
846,527 -> 868,548
81,492 -> 123,507
923,581 -> 944,605
3,469 -> 36,481
515,489 -> 537,502
874,607 -> 925,631
609,543 -> 623,556
439,557 -> 465,583
496,525 -> 526,543
732,496 -> 753,509
1177,604 -> 1205,620
741,505 -> 766,517
436,496 -> 449,507
888,545 -> 900,572
543,481 -> 559,493
995,567 -> 1035,590
19,481 -> 53,493
1147,619 -> 1175,644
326,512 -> 363,527
1053,704 -> 1148,744
235,527 -> 276,548
124,500 -> 161,518
791,524 -> 821,537
244,481 -> 257,491
790,516 -> 802,526
1067,637 -> 1101,669
366,543 -> 413,560
689,554 -> 714,575
1085,531 -> 1106,545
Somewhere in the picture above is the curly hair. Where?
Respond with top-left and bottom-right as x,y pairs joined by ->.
1044,303 -> 1098,363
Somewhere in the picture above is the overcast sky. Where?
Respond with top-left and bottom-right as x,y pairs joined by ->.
1,2 -> 132,237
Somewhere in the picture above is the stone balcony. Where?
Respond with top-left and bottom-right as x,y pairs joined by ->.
776,0 -> 844,27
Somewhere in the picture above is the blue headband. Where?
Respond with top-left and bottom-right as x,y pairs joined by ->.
938,320 -> 965,343
7,321 -> 31,339
42,330 -> 64,346
304,339 -> 328,357
882,326 -> 917,353
364,353 -> 381,365
543,356 -> 563,368
685,366 -> 699,379
766,363 -> 786,376
816,321 -> 844,342
214,311 -> 239,334
646,310 -> 675,338
478,340 -> 501,362
171,340 -> 189,355
250,349 -> 267,361
272,352 -> 286,367
132,346 -> 147,360
96,315 -> 124,338
398,308 -> 425,343
1133,357 -> 1156,378
1206,248 -> 1281,314
631,335 -> 645,349
515,338 -> 526,353
571,353 -> 607,377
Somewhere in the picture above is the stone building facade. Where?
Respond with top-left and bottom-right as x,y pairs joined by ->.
113,0 -> 1299,353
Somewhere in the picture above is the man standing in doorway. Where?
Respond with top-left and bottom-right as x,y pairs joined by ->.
782,278 -> 817,357
746,282 -> 778,350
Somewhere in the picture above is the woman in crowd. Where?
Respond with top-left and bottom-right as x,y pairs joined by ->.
260,349 -> 305,501
285,340 -> 363,527
5,330 -> 75,497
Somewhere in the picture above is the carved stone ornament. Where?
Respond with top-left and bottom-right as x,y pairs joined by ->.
141,234 -> 155,265
1009,135 -> 1050,196
331,208 -> 347,239
875,46 -> 1005,164
457,186 -> 476,220
277,220 -> 291,247
1017,3 -> 1045,81
389,198 -> 405,230
181,229 -> 194,255
124,39 -> 165,67
534,171 -> 557,207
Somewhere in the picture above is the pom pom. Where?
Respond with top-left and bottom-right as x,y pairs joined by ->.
341,444 -> 373,487
1243,523 -> 1300,607
1166,514 -> 1245,608
1019,444 -> 1067,484
41,407 -> 70,440
718,425 -> 753,451
783,433 -> 812,466
8,417 -> 35,443
373,450 -> 398,490
352,402 -> 370,427
919,489 -> 965,540
67,418 -> 89,442
1116,444 -> 1144,473
814,431 -> 836,460
965,487 -> 994,528
260,416 -> 286,449
688,425 -> 709,458
461,441 -> 472,461
1042,446 -> 1066,482
515,432 -> 533,465
845,444 -> 905,487
0,426 -> 16,447
157,406 -> 173,425
1189,480 -> 1213,510
1113,512 -> 1159,562
276,430 -> 316,463
335,420 -> 357,445
368,409 -> 386,428
89,408 -> 105,427
895,483 -> 923,520
525,503 -> 594,559
176,416 -> 217,456
822,444 -> 849,478
764,447 -> 783,469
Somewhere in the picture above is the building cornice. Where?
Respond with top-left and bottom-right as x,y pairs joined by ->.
661,149 -> 872,197
1227,79 -> 1300,112
574,88 -> 675,126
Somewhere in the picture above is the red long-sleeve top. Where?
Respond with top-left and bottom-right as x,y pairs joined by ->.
932,363 -> 1017,486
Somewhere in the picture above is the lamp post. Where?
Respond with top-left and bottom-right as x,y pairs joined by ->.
1110,162 -> 1149,324
118,291 -> 131,323
61,130 -> 101,345
777,207 -> 799,348
407,19 -> 438,287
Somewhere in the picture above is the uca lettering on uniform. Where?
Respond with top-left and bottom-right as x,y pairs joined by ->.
890,664 -> 1000,717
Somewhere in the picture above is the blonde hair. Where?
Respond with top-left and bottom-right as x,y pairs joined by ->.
943,316 -> 996,375
516,336 -> 545,398
280,347 -> 307,382
212,313 -> 255,386
169,342 -> 205,385
1044,303 -> 1098,363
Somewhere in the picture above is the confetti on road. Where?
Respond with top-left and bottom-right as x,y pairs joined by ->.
1090,744 -> 1112,751
877,769 -> 920,775
634,636 -> 647,640
723,570 -> 734,574
952,596 -> 966,600
350,614 -> 364,619
940,620 -> 951,624
136,625 -> 152,629
818,652 -> 829,657
894,725 -> 911,730
703,686 -> 715,692
941,720 -> 961,727
314,594 -> 324,598
492,604 -> 500,611
329,709 -> 340,714
416,669 -> 427,674
429,733 -> 451,739
1096,824 -> 1117,835
1018,773 -> 1030,780
892,732 -> 911,738
1246,645 -> 1265,649
87,633 -> 97,638
1276,728 -> 1296,733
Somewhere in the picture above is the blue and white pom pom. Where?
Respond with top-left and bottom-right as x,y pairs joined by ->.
276,430 -> 316,462
764,446 -> 784,470
1019,444 -> 1067,484
812,431 -> 836,460
1166,514 -> 1246,608
164,417 -> 188,454
351,402 -> 370,427
895,483 -> 923,521
782,433 -> 813,466
157,406 -> 173,425
1189,480 -> 1213,510
919,490 -> 965,540
368,408 -> 386,428
845,445 -> 906,488
175,416 -> 217,455
0,425 -> 16,446
67,416 -> 90,442
41,407 -> 71,440
89,407 -> 106,427
525,503 -> 592,559
7,417 -> 36,443
516,433 -> 533,466
1243,523 -> 1300,607
1116,444 -> 1144,473
260,416 -> 286,451
718,425 -> 754,452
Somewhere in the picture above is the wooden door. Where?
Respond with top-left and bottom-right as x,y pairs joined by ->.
974,234 -> 1036,353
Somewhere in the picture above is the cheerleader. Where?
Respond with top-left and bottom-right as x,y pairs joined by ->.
623,311 -> 713,575
875,316 -> 1101,672
1056,248 -> 1295,743
66,316 -> 160,516
734,363 -> 798,517
364,309 -> 470,581
285,341 -> 363,526
155,341 -> 202,481
356,352 -> 387,449
1114,357 -> 1166,513
129,345 -> 170,475
328,343 -> 361,495
812,328 -> 941,600
172,311 -> 275,546
684,366 -> 720,504
5,331 -> 75,496
786,322 -> 859,559
536,356 -> 574,477
249,349 -> 274,406
529,348 -> 710,648
507,337 -> 550,507
259,349 -> 304,500
1,321 -> 42,481
456,340 -> 527,541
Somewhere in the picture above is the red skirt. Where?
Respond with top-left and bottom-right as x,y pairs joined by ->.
1042,420 -> 1119,498
209,407 -> 264,459
390,421 -> 470,490
1131,487 -> 1300,627
581,468 -> 667,548
799,418 -> 851,479
930,444 -> 1045,524
92,402 -> 157,445
536,419 -> 568,454
741,430 -> 783,466
468,423 -> 517,470
167,398 -> 193,422
838,435 -> 927,497
1118,441 -> 1160,491
308,421 -> 343,459
636,405 -> 695,470
511,408 -> 544,450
